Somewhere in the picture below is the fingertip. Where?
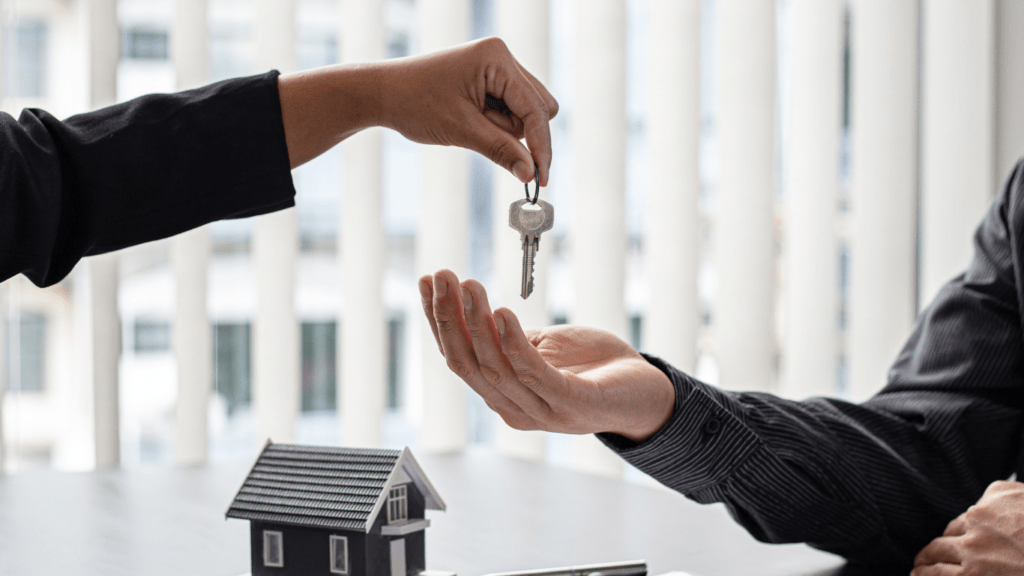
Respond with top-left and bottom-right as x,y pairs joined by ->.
494,307 -> 520,339
418,275 -> 432,299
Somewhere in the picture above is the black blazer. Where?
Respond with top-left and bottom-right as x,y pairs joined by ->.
0,71 -> 295,287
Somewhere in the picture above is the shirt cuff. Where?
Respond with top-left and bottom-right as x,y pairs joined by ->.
596,353 -> 762,493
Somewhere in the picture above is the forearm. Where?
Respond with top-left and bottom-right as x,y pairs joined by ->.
598,355 -> 1018,566
0,71 -> 295,287
277,63 -> 384,169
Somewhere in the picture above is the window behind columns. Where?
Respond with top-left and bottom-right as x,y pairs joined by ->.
387,313 -> 406,410
214,323 -> 252,416
301,321 -> 336,412
3,20 -> 47,98
13,313 -> 47,393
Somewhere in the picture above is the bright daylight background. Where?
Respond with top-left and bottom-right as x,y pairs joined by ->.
0,0 -> 1022,481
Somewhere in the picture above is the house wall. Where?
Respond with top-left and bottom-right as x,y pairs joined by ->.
365,484 -> 427,576
250,521 -> 366,576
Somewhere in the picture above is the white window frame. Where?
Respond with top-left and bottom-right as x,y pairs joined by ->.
387,485 -> 408,524
329,535 -> 349,574
263,530 -> 284,567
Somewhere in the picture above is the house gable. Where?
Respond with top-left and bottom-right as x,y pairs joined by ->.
226,443 -> 445,534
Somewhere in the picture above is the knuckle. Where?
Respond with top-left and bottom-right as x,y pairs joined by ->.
434,309 -> 460,332
487,137 -> 517,168
445,357 -> 473,380
478,364 -> 504,387
466,321 -> 490,344
517,371 -> 543,390
476,36 -> 508,56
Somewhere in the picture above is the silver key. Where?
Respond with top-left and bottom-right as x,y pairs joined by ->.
509,198 -> 554,299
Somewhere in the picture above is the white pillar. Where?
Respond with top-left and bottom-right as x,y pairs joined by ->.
89,254 -> 121,468
492,0 -> 550,462
0,282 -> 6,472
571,0 -> 626,478
847,0 -> 919,402
86,0 -> 121,468
252,0 -> 299,445
339,0 -> 387,448
171,0 -> 211,466
779,0 -> 842,400
997,0 -> 1024,179
416,0 -> 471,454
715,0 -> 777,393
920,0 -> 996,305
644,0 -> 701,373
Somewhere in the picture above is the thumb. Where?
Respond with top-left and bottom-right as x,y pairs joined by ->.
464,114 -> 536,183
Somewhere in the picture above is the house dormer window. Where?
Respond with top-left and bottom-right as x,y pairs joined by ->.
387,485 -> 408,524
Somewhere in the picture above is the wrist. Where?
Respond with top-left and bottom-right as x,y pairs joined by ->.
610,359 -> 677,442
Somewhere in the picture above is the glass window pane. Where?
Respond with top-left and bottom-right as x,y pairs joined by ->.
264,531 -> 283,567
5,21 -> 47,98
14,313 -> 46,392
122,28 -> 169,60
133,319 -> 170,353
330,535 -> 348,574
214,323 -> 252,415
301,321 -> 336,412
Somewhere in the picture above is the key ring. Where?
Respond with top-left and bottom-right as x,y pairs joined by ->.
524,164 -> 540,204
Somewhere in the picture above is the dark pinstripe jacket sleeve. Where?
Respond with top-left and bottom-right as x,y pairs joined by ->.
599,159 -> 1024,567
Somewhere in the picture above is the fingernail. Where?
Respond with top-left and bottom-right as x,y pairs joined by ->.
461,286 -> 473,311
434,274 -> 447,297
495,313 -> 506,335
512,162 -> 529,182
417,279 -> 430,300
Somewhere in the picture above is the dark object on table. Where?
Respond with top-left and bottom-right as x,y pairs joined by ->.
226,442 -> 447,576
483,560 -> 647,576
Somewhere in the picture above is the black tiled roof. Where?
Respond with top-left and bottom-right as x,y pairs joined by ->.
226,443 -> 402,531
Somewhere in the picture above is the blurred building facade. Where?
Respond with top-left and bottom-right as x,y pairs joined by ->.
1,0 -> 1023,479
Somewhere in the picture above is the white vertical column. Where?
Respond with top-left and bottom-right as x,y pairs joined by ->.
847,0 -> 919,402
571,0 -> 626,478
87,0 -> 121,468
0,283 -> 6,472
340,0 -> 386,448
492,0 -> 550,462
416,0 -> 471,454
171,0 -> 211,465
997,0 -> 1024,179
252,0 -> 299,445
715,0 -> 776,393
644,0 -> 700,373
779,0 -> 842,400
920,0 -> 995,305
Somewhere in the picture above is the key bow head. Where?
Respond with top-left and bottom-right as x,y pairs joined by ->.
508,198 -> 555,236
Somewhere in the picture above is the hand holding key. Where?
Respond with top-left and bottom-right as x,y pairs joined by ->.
417,269 -> 675,441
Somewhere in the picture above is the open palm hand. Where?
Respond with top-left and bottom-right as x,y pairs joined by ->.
419,270 -> 674,441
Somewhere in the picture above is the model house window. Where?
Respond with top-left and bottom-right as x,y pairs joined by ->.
329,535 -> 349,574
387,485 -> 408,524
263,530 -> 284,567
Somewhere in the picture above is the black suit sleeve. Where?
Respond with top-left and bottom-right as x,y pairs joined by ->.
0,70 -> 296,287
598,159 -> 1024,567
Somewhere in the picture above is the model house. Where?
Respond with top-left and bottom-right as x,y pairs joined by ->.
227,442 -> 446,576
